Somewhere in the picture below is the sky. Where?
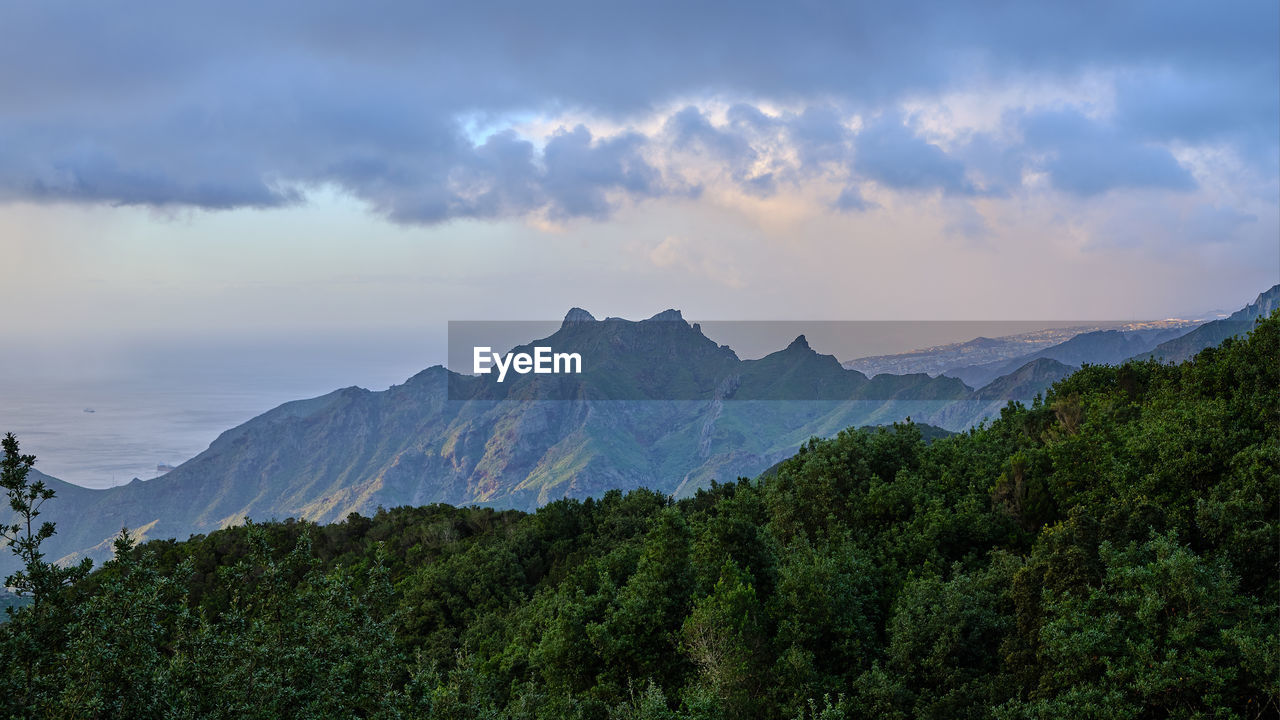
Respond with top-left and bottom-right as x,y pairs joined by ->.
1,0 -> 1278,369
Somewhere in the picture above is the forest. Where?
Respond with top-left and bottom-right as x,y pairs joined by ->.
2,314 -> 1276,719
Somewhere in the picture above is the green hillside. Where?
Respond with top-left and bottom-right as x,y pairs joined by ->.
2,312 -> 1275,718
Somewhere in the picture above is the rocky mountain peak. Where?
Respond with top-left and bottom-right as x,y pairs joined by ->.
1234,284 -> 1279,320
562,307 -> 598,325
786,334 -> 811,351
647,309 -> 684,322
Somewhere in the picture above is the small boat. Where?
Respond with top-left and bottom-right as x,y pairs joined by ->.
83,408 -> 95,413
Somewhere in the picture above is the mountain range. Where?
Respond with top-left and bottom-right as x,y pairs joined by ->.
942,325 -> 1192,389
842,324 -> 1123,377
1133,287 -> 1280,363
4,285 -> 1276,576
842,287 -> 1277,391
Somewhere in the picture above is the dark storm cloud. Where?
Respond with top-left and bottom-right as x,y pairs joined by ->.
0,0 -> 1274,221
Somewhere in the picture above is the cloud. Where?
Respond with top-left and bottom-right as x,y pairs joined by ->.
666,106 -> 756,166
853,114 -> 976,195
12,145 -> 300,210
664,106 -> 776,196
1183,204 -> 1258,244
952,132 -> 1025,197
541,126 -> 669,219
833,185 -> 875,213
0,1 -> 1272,225
1113,68 -> 1280,175
786,106 -> 853,172
1019,110 -> 1197,196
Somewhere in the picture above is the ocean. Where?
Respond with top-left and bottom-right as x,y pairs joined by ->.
0,331 -> 441,489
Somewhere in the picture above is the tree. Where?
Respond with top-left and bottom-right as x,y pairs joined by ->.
0,432 -> 91,713
1001,533 -> 1275,719
57,529 -> 190,717
2,432 -> 77,603
680,561 -> 768,718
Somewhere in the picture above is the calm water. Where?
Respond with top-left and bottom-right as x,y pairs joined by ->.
0,331 -> 441,489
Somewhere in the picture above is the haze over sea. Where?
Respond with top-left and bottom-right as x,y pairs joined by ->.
0,331 -> 438,489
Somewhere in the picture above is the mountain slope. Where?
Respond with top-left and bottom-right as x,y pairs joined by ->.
931,357 -> 1076,429
843,326 -> 1109,376
1131,285 -> 1279,363
945,325 -> 1190,389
